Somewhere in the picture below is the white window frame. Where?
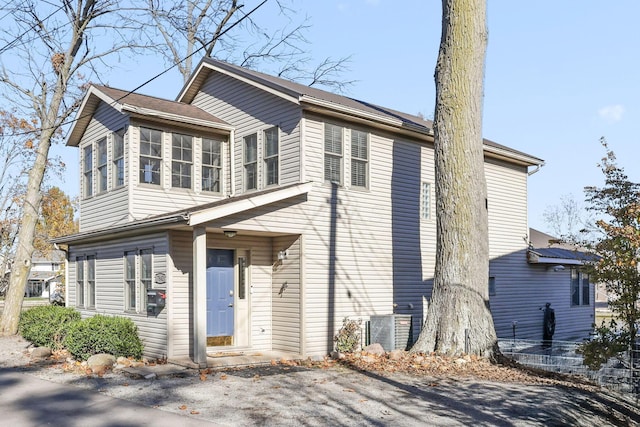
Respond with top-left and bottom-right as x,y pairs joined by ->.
244,133 -> 258,191
171,133 -> 193,189
421,182 -> 432,220
139,127 -> 162,185
96,137 -> 108,193
112,128 -> 125,189
350,129 -> 369,188
202,137 -> 222,193
76,256 -> 85,307
324,123 -> 343,185
124,248 -> 153,313
263,127 -> 279,186
83,145 -> 93,198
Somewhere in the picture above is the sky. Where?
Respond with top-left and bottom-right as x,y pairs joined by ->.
47,0 -> 640,234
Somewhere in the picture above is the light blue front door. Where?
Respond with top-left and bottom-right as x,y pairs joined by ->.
206,249 -> 234,337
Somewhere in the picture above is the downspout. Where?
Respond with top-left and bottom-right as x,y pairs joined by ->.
229,129 -> 235,196
528,161 -> 545,176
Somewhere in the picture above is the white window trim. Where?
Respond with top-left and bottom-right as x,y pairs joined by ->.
324,123 -> 344,185
263,126 -> 279,187
421,182 -> 432,220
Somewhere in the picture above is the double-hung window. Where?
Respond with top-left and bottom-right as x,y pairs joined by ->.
76,255 -> 96,309
324,124 -> 343,184
124,251 -> 137,311
172,133 -> 193,189
124,248 -> 153,313
83,146 -> 93,198
571,268 -> 590,306
140,127 -> 162,185
244,133 -> 258,190
202,137 -> 222,192
264,127 -> 279,186
351,130 -> 368,188
97,137 -> 108,193
76,256 -> 85,307
112,129 -> 125,188
86,255 -> 96,308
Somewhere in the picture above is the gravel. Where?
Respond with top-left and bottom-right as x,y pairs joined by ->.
1,334 -> 639,426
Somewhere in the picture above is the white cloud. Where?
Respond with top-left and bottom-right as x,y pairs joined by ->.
598,104 -> 625,123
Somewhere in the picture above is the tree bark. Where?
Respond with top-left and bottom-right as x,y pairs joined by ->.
411,0 -> 497,357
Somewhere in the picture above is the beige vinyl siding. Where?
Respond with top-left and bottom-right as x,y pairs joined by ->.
167,231 -> 193,358
78,102 -> 130,232
190,71 -> 302,193
128,120 -> 229,219
67,233 -> 169,358
272,236 -> 302,353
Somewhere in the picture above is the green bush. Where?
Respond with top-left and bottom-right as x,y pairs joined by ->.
18,305 -> 80,350
64,315 -> 144,361
577,320 -> 628,370
334,317 -> 362,353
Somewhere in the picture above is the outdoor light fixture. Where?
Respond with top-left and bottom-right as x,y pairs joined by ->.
547,265 -> 565,272
223,230 -> 237,238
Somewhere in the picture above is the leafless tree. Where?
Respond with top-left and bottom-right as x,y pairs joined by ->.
543,193 -> 594,242
0,0 -> 146,334
142,0 -> 353,91
411,0 -> 497,357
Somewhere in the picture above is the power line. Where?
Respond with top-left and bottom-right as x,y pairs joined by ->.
0,4 -> 65,55
0,0 -> 269,140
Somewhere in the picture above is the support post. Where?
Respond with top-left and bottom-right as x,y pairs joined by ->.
193,226 -> 207,366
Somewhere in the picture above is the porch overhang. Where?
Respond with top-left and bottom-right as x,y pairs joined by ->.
187,182 -> 313,227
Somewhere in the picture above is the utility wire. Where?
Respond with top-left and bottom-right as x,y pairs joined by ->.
0,0 -> 269,139
0,4 -> 65,55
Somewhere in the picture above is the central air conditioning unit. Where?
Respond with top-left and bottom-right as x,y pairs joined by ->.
369,314 -> 413,351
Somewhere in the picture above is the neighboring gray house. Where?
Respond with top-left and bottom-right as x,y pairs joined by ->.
503,227 -> 596,341
58,59 -> 548,367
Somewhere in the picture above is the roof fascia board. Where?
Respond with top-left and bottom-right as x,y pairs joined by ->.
300,96 -> 405,128
177,60 -> 300,105
53,215 -> 186,245
482,145 -> 543,167
122,105 -> 234,132
534,257 -> 584,265
67,86 -> 125,146
189,182 -> 313,226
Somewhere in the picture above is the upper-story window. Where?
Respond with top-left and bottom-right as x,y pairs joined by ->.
351,130 -> 368,188
140,127 -> 162,185
171,133 -> 193,189
83,145 -> 93,198
202,137 -> 222,193
112,129 -> 125,188
324,123 -> 343,184
264,127 -> 279,186
244,133 -> 258,190
97,137 -> 108,193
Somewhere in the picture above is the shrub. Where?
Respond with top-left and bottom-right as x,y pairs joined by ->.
334,317 -> 362,353
64,315 -> 144,361
577,320 -> 628,370
18,305 -> 80,350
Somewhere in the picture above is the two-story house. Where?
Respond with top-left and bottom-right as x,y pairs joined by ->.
57,58 -> 587,367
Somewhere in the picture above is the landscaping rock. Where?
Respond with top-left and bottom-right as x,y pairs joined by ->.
30,347 -> 52,361
87,353 -> 116,374
388,349 -> 404,360
363,343 -> 385,355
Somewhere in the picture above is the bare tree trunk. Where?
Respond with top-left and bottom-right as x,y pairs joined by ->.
411,0 -> 497,357
0,128 -> 54,334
